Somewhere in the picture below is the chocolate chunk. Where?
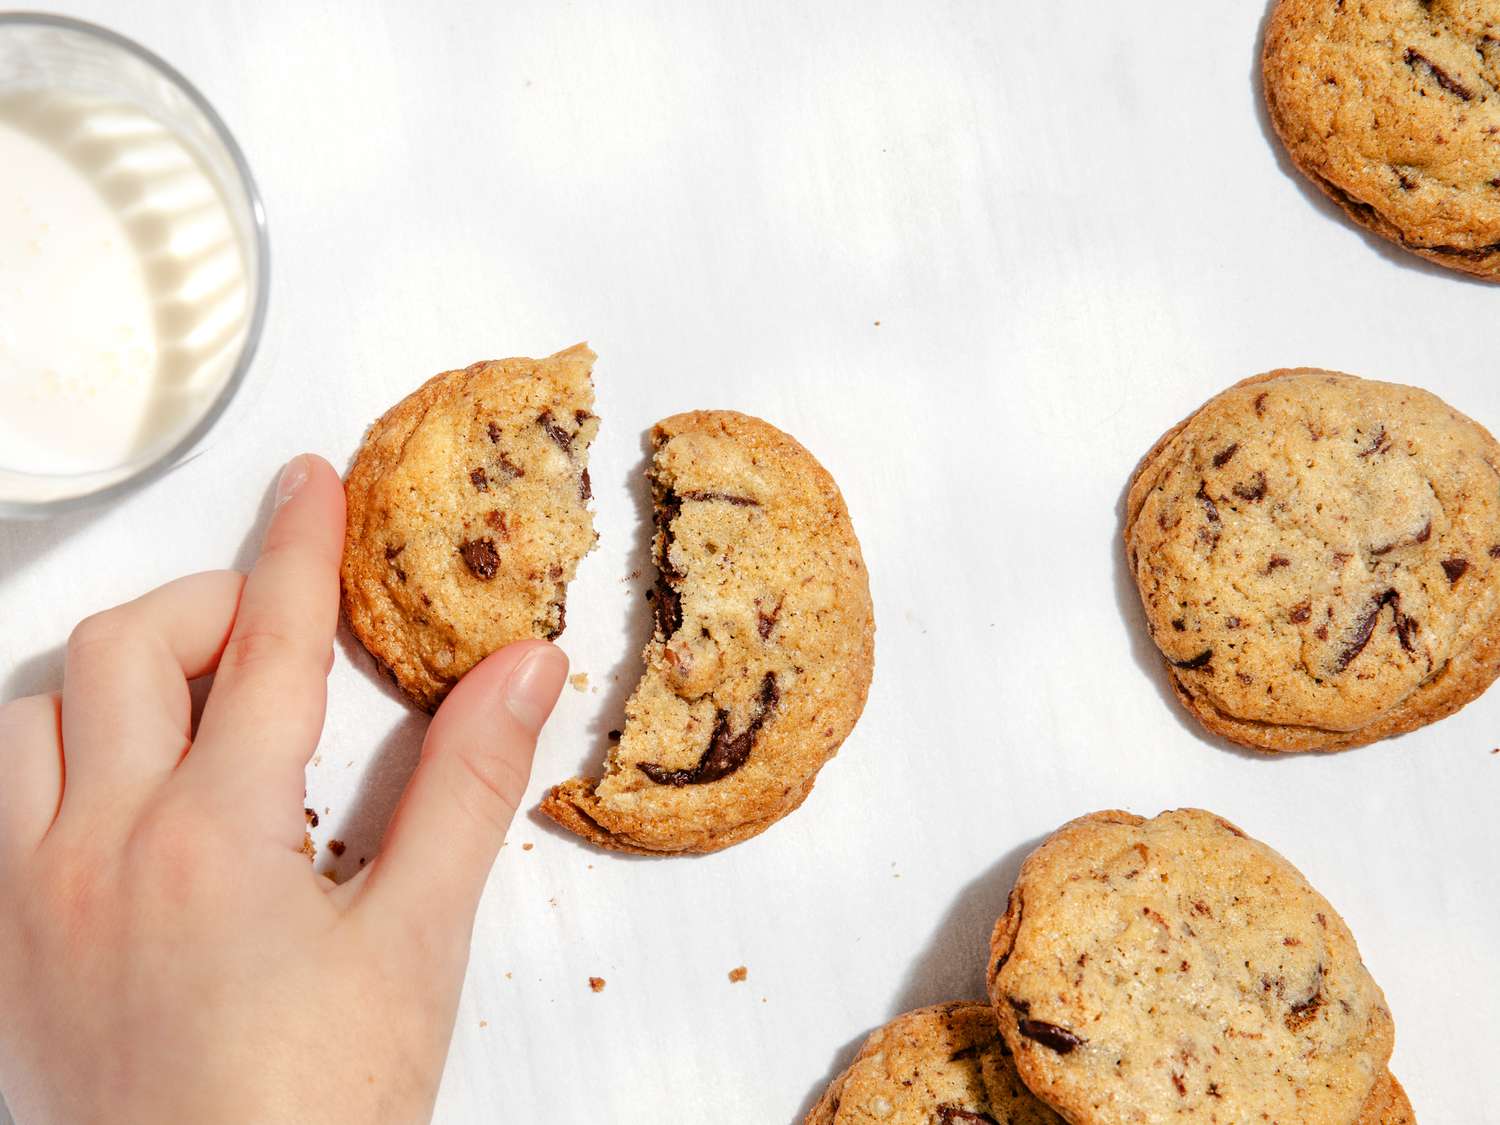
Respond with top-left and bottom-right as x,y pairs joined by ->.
1416,520 -> 1432,543
1285,965 -> 1325,1032
494,451 -> 525,481
304,807 -> 319,828
1489,545 -> 1500,559
1267,555 -> 1290,571
1017,1020 -> 1084,1055
574,409 -> 593,426
1006,997 -> 1031,1016
385,544 -> 404,561
1333,589 -> 1404,673
679,490 -> 760,507
1290,602 -> 1312,624
1358,426 -> 1392,457
1232,472 -> 1267,503
1212,443 -> 1239,468
1171,1072 -> 1187,1096
579,468 -> 592,502
328,839 -> 346,857
639,674 -> 779,786
487,421 -> 502,443
546,602 -> 567,640
485,510 -> 510,538
1442,557 -> 1469,584
538,409 -> 575,452
936,1108 -> 999,1125
607,729 -> 621,741
1171,617 -> 1186,631
757,597 -> 784,640
1404,48 -> 1473,100
459,537 -> 501,580
469,467 -> 489,492
1196,480 -> 1221,551
651,578 -> 682,637
1254,392 -> 1268,416
1171,649 -> 1214,670
1397,171 -> 1417,191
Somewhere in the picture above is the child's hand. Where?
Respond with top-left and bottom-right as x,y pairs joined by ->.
0,455 -> 568,1124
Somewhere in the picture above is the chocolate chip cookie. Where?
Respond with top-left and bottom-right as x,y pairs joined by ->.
342,344 -> 598,710
1126,368 -> 1500,752
540,410 -> 874,854
1262,0 -> 1500,279
987,809 -> 1401,1125
805,1003 -> 1063,1125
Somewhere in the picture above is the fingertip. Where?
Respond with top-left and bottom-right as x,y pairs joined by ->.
503,642 -> 569,735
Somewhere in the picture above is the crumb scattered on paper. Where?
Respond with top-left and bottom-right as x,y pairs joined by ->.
304,807 -> 319,828
569,673 -> 589,692
728,966 -> 747,983
479,1019 -> 488,1028
328,839 -> 346,857
588,977 -> 606,993
299,833 -> 316,861
522,842 -> 534,852
873,320 -> 881,326
607,730 -> 621,741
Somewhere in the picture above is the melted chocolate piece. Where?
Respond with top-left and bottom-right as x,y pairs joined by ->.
469,467 -> 489,492
1196,480 -> 1221,551
757,597 -> 784,640
493,451 -> 525,481
1017,1020 -> 1084,1055
1285,964 -> 1325,1032
651,578 -> 682,637
1171,649 -> 1214,670
1489,545 -> 1500,559
487,421 -> 502,443
538,409 -> 575,452
637,673 -> 779,787
579,468 -> 592,502
1442,557 -> 1470,584
1290,602 -> 1312,624
936,1108 -> 998,1125
458,537 -> 501,580
1254,392 -> 1268,416
1404,48 -> 1473,100
1358,426 -> 1392,457
1231,472 -> 1267,503
1212,443 -> 1239,468
678,490 -> 760,506
546,602 -> 566,640
1268,555 -> 1290,571
1333,589 -> 1409,672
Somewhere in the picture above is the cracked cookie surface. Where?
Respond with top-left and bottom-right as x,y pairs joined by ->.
342,344 -> 598,710
1262,0 -> 1500,279
987,809 -> 1399,1125
540,410 -> 874,854
1126,368 -> 1500,752
805,1003 -> 1063,1125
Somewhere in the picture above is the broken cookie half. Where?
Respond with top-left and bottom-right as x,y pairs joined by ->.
342,343 -> 598,711
541,410 -> 875,855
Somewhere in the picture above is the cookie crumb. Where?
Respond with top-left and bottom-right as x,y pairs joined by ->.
304,807 -> 320,828
588,977 -> 606,993
299,833 -> 316,861
569,673 -> 589,692
522,842 -> 534,851
328,839 -> 347,857
607,729 -> 621,741
505,972 -> 513,980
728,966 -> 747,983
478,1019 -> 488,1028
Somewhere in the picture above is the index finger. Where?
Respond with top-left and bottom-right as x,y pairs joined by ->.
178,455 -> 345,839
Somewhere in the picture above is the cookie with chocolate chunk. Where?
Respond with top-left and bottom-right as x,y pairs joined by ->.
540,410 -> 874,854
805,1002 -> 1062,1125
342,344 -> 598,710
1126,367 -> 1500,752
1262,0 -> 1500,279
987,809 -> 1401,1125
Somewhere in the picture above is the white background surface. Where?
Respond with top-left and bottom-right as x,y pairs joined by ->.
2,2 -> 1497,1122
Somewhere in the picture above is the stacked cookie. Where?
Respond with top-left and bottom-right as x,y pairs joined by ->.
808,809 -> 1412,1125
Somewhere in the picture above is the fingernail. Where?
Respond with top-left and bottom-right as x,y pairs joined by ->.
275,455 -> 310,509
504,646 -> 568,734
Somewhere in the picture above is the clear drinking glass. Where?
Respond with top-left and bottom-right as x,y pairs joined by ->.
0,13 -> 268,516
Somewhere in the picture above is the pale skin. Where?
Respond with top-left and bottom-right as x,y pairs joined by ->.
0,455 -> 568,1124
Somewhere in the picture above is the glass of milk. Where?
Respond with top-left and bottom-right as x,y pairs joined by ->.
0,14 -> 267,515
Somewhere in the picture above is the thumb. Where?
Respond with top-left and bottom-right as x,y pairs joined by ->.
354,640 -> 568,941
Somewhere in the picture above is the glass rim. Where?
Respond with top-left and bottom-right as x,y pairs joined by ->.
0,11 -> 270,518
